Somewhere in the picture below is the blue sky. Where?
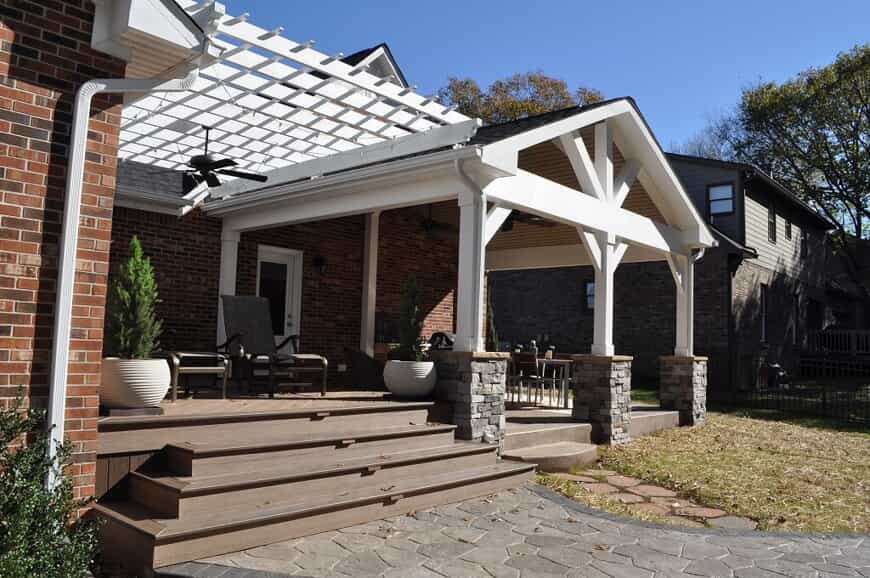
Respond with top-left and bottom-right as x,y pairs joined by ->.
223,0 -> 869,148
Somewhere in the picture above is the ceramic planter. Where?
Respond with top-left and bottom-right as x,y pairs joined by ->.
383,360 -> 437,398
100,357 -> 171,408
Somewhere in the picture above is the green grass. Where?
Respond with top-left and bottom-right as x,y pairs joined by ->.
631,386 -> 659,405
599,413 -> 870,533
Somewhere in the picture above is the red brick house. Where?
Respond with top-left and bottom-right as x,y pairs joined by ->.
1,0 -> 717,570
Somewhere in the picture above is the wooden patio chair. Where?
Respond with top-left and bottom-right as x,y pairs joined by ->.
509,352 -> 542,404
219,295 -> 328,398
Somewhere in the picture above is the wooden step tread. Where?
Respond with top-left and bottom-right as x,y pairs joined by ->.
167,423 -> 457,458
96,461 -> 536,542
99,401 -> 434,431
134,442 -> 495,495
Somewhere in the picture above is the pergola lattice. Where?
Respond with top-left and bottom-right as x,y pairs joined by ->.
118,1 -> 468,177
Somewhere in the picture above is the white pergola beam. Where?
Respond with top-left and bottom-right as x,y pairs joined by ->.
485,243 -> 666,271
558,133 -> 605,201
613,159 -> 641,207
483,169 -> 689,255
484,205 -> 512,245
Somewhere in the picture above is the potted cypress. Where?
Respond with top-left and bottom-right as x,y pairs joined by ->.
100,236 -> 170,409
383,276 -> 437,398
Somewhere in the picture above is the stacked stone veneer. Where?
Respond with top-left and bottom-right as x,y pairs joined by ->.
660,356 -> 707,426
571,355 -> 632,445
430,351 -> 508,451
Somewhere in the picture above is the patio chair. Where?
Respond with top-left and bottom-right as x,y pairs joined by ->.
219,295 -> 328,397
509,352 -> 542,405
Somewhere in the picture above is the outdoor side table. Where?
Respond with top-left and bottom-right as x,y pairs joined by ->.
162,352 -> 229,402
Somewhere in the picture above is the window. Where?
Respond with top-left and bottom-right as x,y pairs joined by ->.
707,183 -> 734,217
767,203 -> 777,243
800,230 -> 808,257
760,284 -> 768,343
584,281 -> 595,311
785,218 -> 792,240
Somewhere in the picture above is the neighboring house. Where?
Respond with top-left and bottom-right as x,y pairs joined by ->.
491,153 -> 841,399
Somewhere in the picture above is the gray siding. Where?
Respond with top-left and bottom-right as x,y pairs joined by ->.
668,157 -> 743,241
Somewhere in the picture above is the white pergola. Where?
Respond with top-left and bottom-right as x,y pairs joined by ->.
105,1 -> 716,365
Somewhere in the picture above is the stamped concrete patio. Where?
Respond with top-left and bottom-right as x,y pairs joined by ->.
160,485 -> 870,578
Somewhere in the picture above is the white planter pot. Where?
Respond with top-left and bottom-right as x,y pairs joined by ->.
100,357 -> 171,409
383,360 -> 437,399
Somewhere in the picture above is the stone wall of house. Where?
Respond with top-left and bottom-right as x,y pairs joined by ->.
489,251 -> 730,391
109,207 -> 223,351
0,0 -> 127,499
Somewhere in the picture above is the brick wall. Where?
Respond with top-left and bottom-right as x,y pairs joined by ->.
490,251 -> 731,390
109,207 -> 222,351
0,0 -> 126,499
375,205 -> 458,340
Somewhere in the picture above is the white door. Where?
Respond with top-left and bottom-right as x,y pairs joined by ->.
256,245 -> 303,353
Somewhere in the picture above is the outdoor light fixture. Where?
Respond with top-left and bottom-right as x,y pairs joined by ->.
313,255 -> 327,274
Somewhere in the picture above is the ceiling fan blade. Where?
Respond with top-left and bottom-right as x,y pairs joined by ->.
216,169 -> 268,182
182,172 -> 204,192
208,158 -> 237,170
204,172 -> 222,187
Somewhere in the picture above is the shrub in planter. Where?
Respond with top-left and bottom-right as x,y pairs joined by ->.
384,276 -> 437,397
101,236 -> 170,408
0,391 -> 99,578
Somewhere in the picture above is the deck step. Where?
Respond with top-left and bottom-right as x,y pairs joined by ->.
503,422 -> 592,452
95,461 -> 536,571
630,409 -> 679,437
98,402 -> 433,455
502,441 -> 598,472
164,423 -> 458,476
130,443 -> 496,517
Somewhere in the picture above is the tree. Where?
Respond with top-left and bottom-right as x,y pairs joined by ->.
438,71 -> 603,124
105,236 -> 162,359
686,45 -> 870,292
671,112 -> 737,161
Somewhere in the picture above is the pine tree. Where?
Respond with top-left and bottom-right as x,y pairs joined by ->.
105,236 -> 162,358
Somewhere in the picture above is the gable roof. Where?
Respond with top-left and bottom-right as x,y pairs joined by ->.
665,152 -> 834,230
340,43 -> 409,88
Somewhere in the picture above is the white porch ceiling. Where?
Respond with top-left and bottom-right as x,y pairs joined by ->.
117,0 -> 468,177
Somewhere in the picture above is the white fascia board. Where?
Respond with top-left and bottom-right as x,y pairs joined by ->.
485,243 -> 666,272
483,168 -> 690,255
217,150 -> 479,232
211,119 -> 481,198
206,146 -> 479,216
114,187 -> 193,215
92,0 -> 204,68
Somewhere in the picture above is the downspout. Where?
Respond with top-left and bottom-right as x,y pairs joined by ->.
46,67 -> 200,488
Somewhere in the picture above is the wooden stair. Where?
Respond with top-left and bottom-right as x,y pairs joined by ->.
94,401 -> 534,573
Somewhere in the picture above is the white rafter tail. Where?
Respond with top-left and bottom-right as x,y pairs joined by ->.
613,159 -> 641,207
594,122 -> 614,202
484,205 -> 512,245
557,132 -> 606,201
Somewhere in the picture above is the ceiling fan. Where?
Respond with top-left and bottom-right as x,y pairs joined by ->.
183,126 -> 268,191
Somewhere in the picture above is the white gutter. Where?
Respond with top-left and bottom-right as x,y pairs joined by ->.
46,67 -> 200,488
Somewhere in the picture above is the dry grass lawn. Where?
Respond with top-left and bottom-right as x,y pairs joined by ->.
600,412 -> 870,533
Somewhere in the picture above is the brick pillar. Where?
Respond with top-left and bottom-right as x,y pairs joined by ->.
571,354 -> 632,444
430,351 -> 507,451
659,356 -> 707,426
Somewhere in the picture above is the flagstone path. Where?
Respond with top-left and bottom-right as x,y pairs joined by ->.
159,485 -> 870,578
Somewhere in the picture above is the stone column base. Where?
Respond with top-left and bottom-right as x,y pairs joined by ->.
659,356 -> 708,426
430,351 -> 508,451
571,354 -> 632,445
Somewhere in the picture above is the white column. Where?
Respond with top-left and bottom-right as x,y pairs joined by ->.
674,254 -> 694,356
591,236 -> 622,356
216,227 -> 240,345
360,211 -> 380,356
455,190 -> 487,352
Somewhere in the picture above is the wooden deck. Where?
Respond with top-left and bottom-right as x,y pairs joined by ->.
154,390 -> 395,418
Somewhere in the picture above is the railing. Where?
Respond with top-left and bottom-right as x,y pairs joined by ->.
730,383 -> 870,425
807,330 -> 870,356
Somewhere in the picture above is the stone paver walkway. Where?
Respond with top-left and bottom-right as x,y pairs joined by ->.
162,484 -> 870,578
556,470 -> 757,530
